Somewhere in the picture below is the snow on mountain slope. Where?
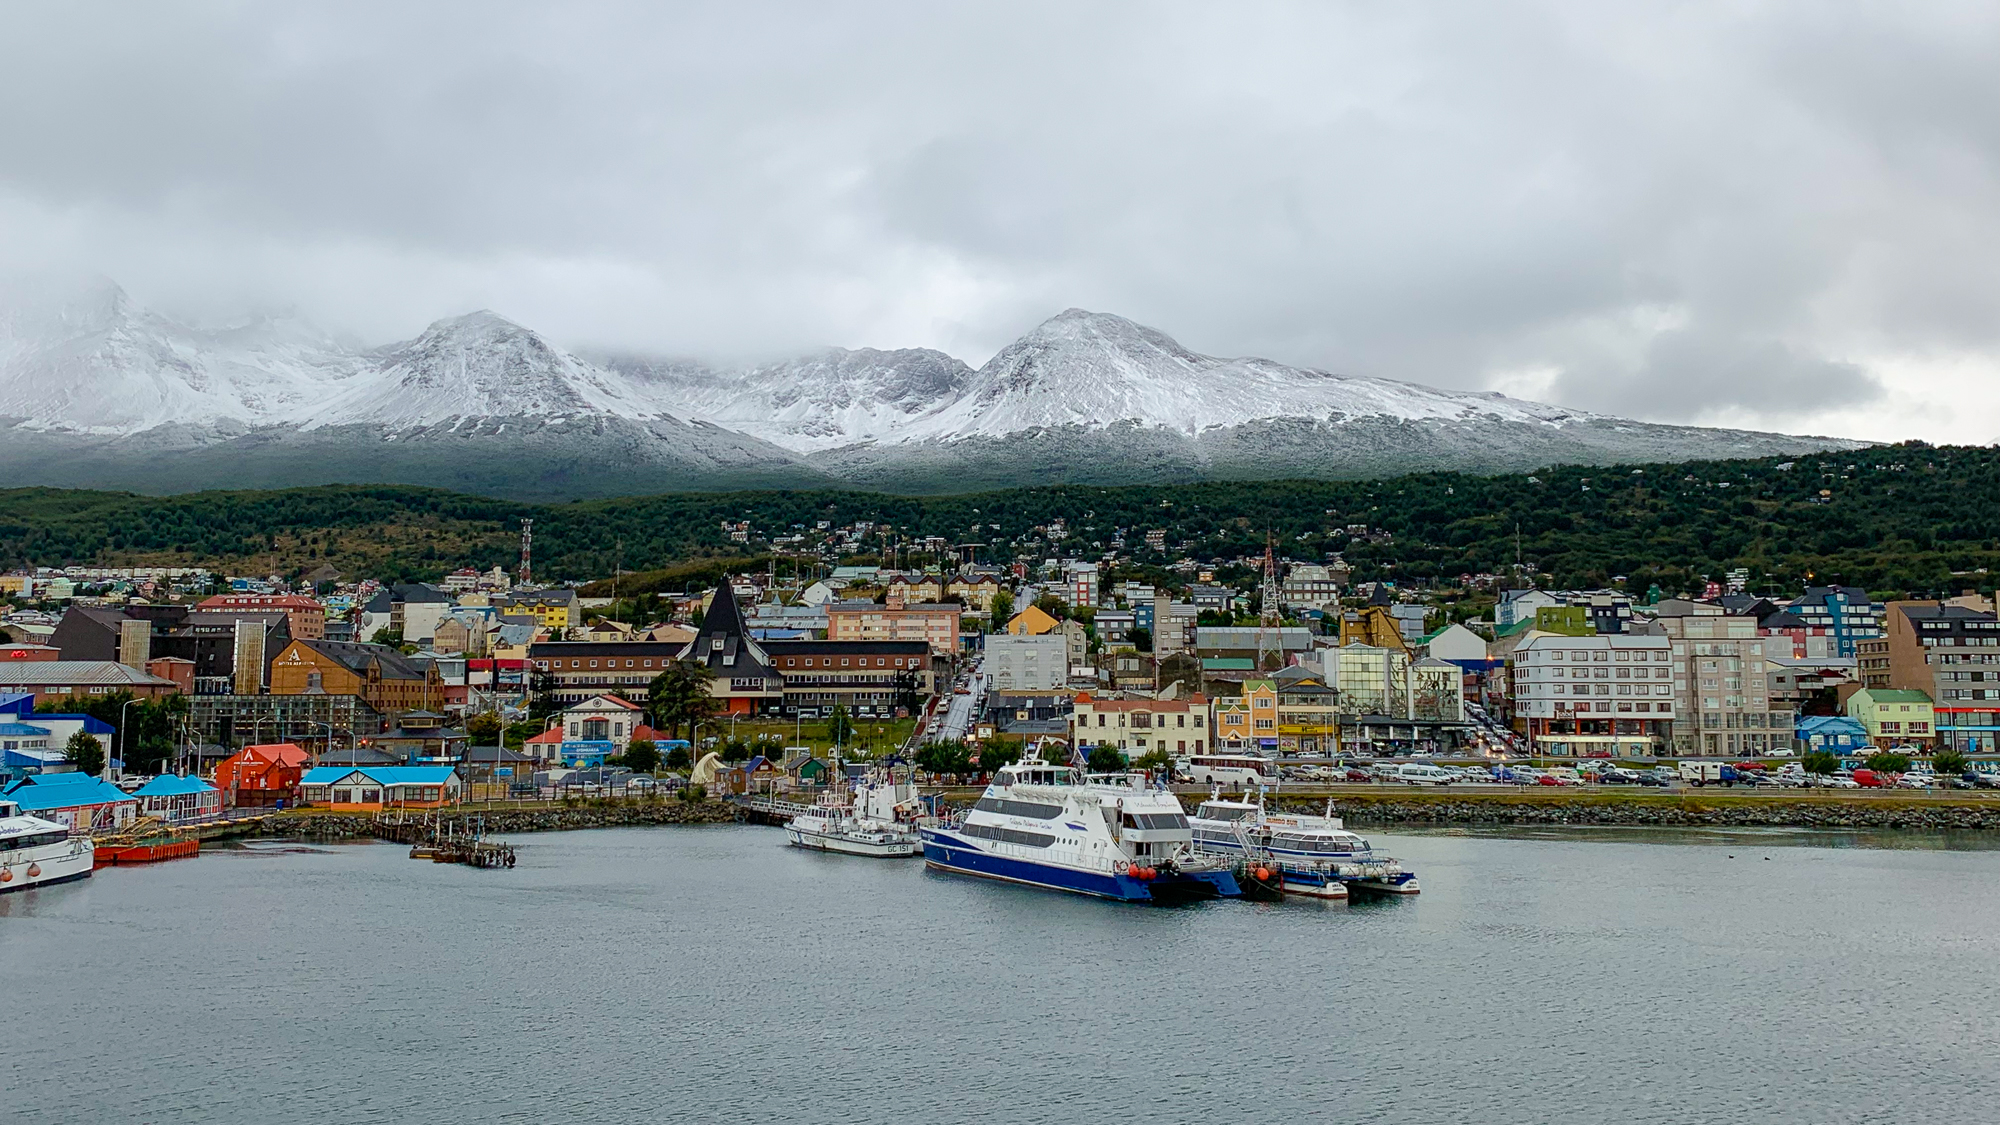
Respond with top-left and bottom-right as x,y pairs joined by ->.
895,308 -> 1588,445
0,277 -> 363,434
599,347 -> 974,450
292,311 -> 666,430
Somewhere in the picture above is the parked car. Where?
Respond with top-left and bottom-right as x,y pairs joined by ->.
1816,774 -> 1861,789
1851,769 -> 1892,788
1895,773 -> 1933,790
1973,773 -> 2000,790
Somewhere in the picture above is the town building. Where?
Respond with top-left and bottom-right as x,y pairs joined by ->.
359,583 -> 454,644
1654,604 -> 1791,757
1794,715 -> 1870,756
131,774 -> 223,822
1327,645 -> 1470,755
213,742 -> 313,807
559,695 -> 647,753
269,639 -> 445,716
1507,633 -> 1674,757
1278,563 -> 1347,612
51,605 -> 290,694
945,575 -> 1002,613
2,772 -> 138,831
1069,692 -> 1209,757
675,582 -> 782,714
529,641 -> 686,707
1214,679 -> 1276,750
761,640 -> 935,718
0,661 -> 181,706
1871,601 -> 2000,752
194,594 -> 327,640
1272,666 -> 1339,754
298,765 -> 462,810
1784,586 -> 1885,659
1844,688 -> 1935,749
983,633 -> 1067,692
826,600 -> 961,655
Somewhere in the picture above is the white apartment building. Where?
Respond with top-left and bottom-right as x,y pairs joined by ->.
1509,633 -> 1675,757
984,633 -> 1067,692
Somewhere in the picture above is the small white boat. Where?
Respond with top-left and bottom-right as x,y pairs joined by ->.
1190,796 -> 1419,896
785,775 -> 925,858
0,797 -> 95,892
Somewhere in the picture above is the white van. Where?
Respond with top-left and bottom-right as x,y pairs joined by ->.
1386,763 -> 1454,786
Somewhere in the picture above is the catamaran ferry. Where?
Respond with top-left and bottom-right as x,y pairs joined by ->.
0,797 -> 95,893
785,774 -> 925,858
921,751 -> 1242,905
1189,796 -> 1419,896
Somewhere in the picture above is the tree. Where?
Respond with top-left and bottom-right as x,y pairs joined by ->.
916,739 -> 974,781
990,589 -> 1015,633
1800,750 -> 1840,776
1129,625 -> 1153,653
1086,746 -> 1127,773
502,720 -> 540,751
647,660 -> 718,740
979,738 -> 1024,774
1033,594 -> 1068,621
1933,746 -> 1969,777
1865,750 -> 1913,773
369,627 -> 405,648
664,744 -> 692,772
719,738 -> 752,764
1134,748 -> 1175,776
826,705 -> 856,747
64,731 -> 105,777
466,711 -> 503,745
623,739 -> 661,773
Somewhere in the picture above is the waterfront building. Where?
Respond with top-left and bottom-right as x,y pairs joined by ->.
1508,633 -> 1673,757
1871,601 -> 2000,752
51,605 -> 289,694
1654,603 -> 1791,757
1070,692 -> 1209,757
3,772 -> 138,831
299,765 -> 461,810
529,640 -> 688,707
0,660 -> 182,706
1327,645 -> 1469,755
213,742 -> 312,808
1844,688 -> 1936,749
1273,667 -> 1339,755
1794,715 -> 1870,755
269,639 -> 446,716
558,694 -> 647,753
130,774 -> 223,822
762,639 -> 935,718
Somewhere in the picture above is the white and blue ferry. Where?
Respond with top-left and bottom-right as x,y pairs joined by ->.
921,752 -> 1241,905
1190,796 -> 1419,897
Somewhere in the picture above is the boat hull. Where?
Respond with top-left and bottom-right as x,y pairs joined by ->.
787,825 -> 922,857
922,830 -> 1238,904
1,837 -> 96,893
95,838 -> 201,866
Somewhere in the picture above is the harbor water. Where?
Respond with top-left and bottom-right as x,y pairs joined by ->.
6,824 -> 2000,1123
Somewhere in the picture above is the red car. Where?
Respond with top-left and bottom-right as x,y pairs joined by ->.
1852,769 -> 1892,788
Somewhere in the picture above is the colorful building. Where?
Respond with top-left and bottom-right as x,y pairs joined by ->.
299,765 -> 461,810
4,772 -> 138,831
213,742 -> 312,808
1070,692 -> 1209,757
1844,688 -> 1935,748
130,774 -> 224,822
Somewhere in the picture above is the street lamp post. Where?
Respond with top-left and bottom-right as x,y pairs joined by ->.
115,697 -> 140,781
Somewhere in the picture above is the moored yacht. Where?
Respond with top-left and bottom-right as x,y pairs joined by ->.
0,798 -> 95,892
921,751 -> 1241,904
785,774 -> 925,858
1190,797 -> 1418,896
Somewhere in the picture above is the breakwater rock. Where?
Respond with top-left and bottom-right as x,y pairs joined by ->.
1250,794 -> 2000,831
257,800 -> 740,840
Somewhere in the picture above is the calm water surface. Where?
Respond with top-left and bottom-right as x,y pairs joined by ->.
5,824 -> 1998,1124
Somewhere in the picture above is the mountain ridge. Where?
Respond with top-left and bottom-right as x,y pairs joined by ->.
0,279 -> 1866,498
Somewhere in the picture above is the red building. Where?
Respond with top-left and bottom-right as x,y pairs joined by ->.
214,742 -> 312,808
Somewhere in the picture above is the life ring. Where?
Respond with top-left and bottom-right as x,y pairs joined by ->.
26,863 -> 40,877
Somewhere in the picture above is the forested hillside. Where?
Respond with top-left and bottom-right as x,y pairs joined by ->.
3,442 -> 1995,598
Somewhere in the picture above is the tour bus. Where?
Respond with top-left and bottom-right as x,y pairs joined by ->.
1182,753 -> 1279,787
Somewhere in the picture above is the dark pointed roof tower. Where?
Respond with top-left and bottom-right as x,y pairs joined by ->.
676,580 -> 776,683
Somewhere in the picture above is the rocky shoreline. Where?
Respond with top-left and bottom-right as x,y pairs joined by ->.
247,799 -> 742,840
1267,794 -> 2000,831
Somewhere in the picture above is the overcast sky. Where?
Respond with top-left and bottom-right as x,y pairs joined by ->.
3,2 -> 1997,443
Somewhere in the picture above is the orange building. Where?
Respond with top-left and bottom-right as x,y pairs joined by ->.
827,601 -> 961,655
196,594 -> 327,640
269,639 -> 444,716
214,742 -> 312,808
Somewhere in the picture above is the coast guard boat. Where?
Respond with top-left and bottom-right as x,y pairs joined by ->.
0,798 -> 94,893
1189,796 -> 1419,896
785,774 -> 925,858
921,750 -> 1241,904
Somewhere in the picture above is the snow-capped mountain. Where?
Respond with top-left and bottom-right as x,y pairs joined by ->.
0,283 -> 1864,499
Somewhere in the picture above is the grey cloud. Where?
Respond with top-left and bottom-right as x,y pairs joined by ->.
0,2 -> 1995,436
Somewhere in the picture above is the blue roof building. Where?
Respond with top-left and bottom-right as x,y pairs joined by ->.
4,771 -> 138,830
1795,715 -> 1869,753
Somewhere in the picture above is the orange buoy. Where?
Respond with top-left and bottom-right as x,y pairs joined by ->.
0,868 -> 11,882
26,863 -> 40,877
1255,867 -> 1270,881
1127,863 -> 1143,878
1142,867 -> 1157,881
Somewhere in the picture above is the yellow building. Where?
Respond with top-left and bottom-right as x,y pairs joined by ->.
1006,605 -> 1060,636
1215,680 -> 1277,749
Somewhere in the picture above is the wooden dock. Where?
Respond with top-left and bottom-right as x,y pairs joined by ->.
730,795 -> 811,826
375,810 -> 517,869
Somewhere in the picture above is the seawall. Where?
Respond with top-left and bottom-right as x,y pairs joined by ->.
244,800 -> 741,840
1254,792 -> 2000,831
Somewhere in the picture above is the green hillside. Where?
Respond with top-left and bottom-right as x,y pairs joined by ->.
3,442 -> 1995,598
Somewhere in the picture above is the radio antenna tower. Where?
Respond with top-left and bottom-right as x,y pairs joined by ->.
518,518 -> 534,587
